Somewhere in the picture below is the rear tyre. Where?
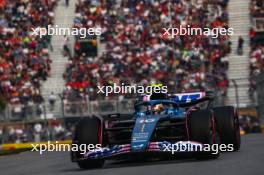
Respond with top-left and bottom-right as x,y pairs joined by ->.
188,109 -> 220,160
72,117 -> 105,169
213,106 -> 241,151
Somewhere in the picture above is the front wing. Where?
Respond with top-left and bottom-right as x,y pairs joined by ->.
73,141 -> 203,161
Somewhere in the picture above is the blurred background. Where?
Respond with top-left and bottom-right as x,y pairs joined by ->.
0,0 -> 263,146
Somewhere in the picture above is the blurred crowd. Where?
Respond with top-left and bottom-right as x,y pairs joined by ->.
239,115 -> 262,134
64,0 -> 231,101
249,43 -> 264,96
250,0 -> 264,17
0,0 -> 57,106
0,120 -> 74,144
249,0 -> 264,99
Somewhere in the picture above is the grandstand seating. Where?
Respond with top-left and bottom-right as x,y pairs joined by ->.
249,0 -> 264,98
64,0 -> 231,101
0,0 -> 58,105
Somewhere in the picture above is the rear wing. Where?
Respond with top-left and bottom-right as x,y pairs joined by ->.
137,91 -> 214,105
169,92 -> 214,107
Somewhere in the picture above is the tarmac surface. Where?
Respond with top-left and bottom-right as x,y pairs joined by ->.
0,134 -> 264,175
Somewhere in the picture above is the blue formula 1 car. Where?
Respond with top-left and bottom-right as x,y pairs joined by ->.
71,92 -> 241,169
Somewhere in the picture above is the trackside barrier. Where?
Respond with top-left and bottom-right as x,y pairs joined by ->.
2,96 -> 234,120
1,140 -> 72,151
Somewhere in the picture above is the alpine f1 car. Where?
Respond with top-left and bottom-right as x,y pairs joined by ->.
71,92 -> 241,169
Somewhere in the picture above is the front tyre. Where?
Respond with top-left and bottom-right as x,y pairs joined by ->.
72,117 -> 105,169
188,109 -> 220,159
213,106 -> 241,151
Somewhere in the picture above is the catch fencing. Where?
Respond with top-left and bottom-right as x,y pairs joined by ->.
0,100 -> 136,121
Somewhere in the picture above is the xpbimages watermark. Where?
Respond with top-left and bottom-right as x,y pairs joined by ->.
31,141 -> 102,155
162,25 -> 234,38
97,83 -> 168,96
31,25 -> 102,38
161,141 -> 234,155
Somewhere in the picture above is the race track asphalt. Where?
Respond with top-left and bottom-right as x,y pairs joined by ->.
0,134 -> 263,175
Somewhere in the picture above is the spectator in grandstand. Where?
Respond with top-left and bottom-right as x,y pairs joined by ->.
250,0 -> 264,17
49,92 -> 57,111
237,36 -> 244,55
0,128 -> 2,144
34,123 -> 43,142
63,35 -> 71,58
239,115 -> 262,133
6,127 -> 16,143
54,124 -> 66,140
14,128 -> 24,143
249,27 -> 257,45
66,0 -> 69,7
47,35 -> 54,52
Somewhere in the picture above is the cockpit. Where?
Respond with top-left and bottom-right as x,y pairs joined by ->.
135,100 -> 180,116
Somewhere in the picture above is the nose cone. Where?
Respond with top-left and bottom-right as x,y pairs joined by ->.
131,116 -> 160,152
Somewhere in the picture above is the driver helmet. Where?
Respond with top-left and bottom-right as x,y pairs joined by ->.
153,104 -> 164,114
